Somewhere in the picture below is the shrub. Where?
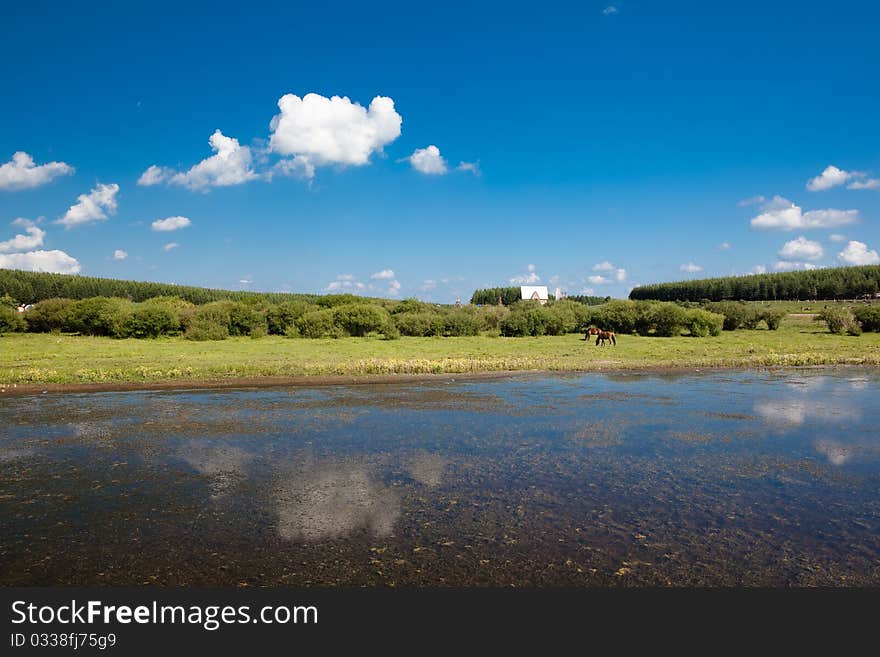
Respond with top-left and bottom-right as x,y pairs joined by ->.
0,306 -> 26,333
545,300 -> 591,334
590,300 -> 640,334
332,303 -> 391,337
394,311 -> 436,337
315,294 -> 364,308
266,301 -> 315,335
24,298 -> 74,332
390,298 -> 438,315
686,309 -> 723,337
381,321 -> 400,340
0,294 -> 18,309
648,302 -> 690,337
66,297 -> 132,336
500,305 -> 549,337
709,302 -> 760,331
185,319 -> 229,341
227,302 -> 267,336
815,307 -> 856,335
761,308 -> 786,331
441,310 -> 482,336
854,305 -> 880,332
474,305 -> 510,331
296,309 -> 337,338
121,303 -> 180,338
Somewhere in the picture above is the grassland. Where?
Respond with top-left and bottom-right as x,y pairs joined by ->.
1,315 -> 879,388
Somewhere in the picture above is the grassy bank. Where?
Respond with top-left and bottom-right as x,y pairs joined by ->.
2,316 -> 879,386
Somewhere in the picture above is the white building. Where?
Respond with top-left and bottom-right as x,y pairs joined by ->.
520,285 -> 549,305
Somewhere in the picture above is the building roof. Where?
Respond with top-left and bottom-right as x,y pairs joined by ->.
520,285 -> 549,300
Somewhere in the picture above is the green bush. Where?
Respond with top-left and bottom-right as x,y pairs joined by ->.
390,298 -> 438,315
266,301 -> 315,335
761,308 -> 786,330
441,310 -> 482,336
500,305 -> 549,336
648,302 -> 690,337
296,309 -> 337,338
0,306 -> 26,333
685,309 -> 723,337
24,298 -> 74,332
0,294 -> 18,309
590,300 -> 640,334
66,297 -> 132,336
854,305 -> 880,332
184,318 -> 229,341
815,307 -> 857,335
394,311 -> 436,336
315,294 -> 365,308
545,300 -> 590,334
121,303 -> 180,338
332,303 -> 391,337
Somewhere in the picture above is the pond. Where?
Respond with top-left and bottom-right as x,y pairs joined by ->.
1,368 -> 878,586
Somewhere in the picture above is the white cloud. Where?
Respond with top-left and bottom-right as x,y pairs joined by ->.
0,151 -> 74,190
408,145 -> 448,175
457,161 -> 480,175
325,273 -> 366,292
0,225 -> 45,253
838,240 -> 880,266
151,216 -> 191,232
140,131 -> 258,191
269,93 -> 402,176
806,165 -> 880,192
421,279 -> 437,291
510,263 -> 541,284
680,262 -> 703,273
829,233 -> 847,243
369,268 -> 402,295
56,183 -> 119,228
778,236 -> 823,261
718,242 -> 731,250
271,156 -> 315,181
239,276 -> 253,285
774,261 -> 818,271
11,217 -> 35,227
806,165 -> 850,191
737,195 -> 765,207
112,249 -> 128,261
137,165 -> 168,186
580,287 -> 595,295
749,196 -> 859,230
602,5 -> 618,14
590,261 -> 625,282
0,249 -> 80,273
162,242 -> 180,252
752,265 -> 767,274
847,177 -> 880,190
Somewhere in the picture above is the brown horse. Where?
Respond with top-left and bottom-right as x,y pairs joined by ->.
583,326 -> 616,346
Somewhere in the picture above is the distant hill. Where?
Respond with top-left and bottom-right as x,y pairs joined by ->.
629,265 -> 880,302
0,268 -> 322,305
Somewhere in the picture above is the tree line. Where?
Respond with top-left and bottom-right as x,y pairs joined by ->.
470,286 -> 608,306
0,268 -> 320,306
629,265 -> 880,302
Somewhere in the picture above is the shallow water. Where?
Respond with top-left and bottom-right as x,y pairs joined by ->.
1,368 -> 879,586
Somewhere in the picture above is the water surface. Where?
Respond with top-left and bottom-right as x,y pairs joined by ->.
1,368 -> 879,586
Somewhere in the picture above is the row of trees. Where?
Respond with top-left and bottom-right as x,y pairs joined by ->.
469,286 -> 609,306
0,268 -> 320,306
497,300 -> 724,337
629,265 -> 880,302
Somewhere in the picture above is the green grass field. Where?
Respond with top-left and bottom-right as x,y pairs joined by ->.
2,315 -> 879,386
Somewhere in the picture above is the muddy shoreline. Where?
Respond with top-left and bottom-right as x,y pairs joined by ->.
0,363 -> 871,396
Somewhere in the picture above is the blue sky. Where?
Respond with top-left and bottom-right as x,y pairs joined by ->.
1,0 -> 878,302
